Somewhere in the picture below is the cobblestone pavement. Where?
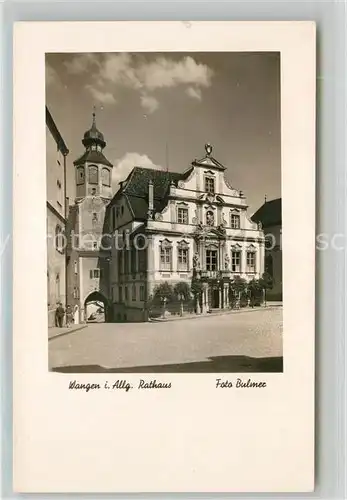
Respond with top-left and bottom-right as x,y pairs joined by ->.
49,308 -> 283,373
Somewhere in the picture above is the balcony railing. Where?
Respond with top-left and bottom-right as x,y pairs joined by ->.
200,269 -> 231,280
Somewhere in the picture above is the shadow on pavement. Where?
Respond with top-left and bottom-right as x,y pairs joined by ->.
51,355 -> 283,373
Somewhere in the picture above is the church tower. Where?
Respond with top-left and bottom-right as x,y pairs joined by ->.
67,111 -> 114,324
74,111 -> 113,200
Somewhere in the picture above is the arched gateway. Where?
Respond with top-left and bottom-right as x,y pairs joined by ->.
84,291 -> 111,323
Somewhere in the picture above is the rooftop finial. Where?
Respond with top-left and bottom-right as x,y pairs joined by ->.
92,105 -> 96,127
264,194 -> 267,203
205,143 -> 213,156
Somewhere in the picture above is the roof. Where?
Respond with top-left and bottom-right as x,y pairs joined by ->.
110,166 -> 193,220
251,198 -> 282,227
73,150 -> 113,168
46,106 -> 69,156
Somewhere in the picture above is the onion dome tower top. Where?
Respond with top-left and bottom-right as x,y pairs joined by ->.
82,110 -> 106,150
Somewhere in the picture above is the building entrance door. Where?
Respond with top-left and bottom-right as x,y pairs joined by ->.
212,288 -> 219,308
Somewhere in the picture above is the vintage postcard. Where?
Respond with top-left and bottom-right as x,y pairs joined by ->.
13,21 -> 316,492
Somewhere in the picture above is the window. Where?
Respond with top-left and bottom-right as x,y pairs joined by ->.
101,168 -> 111,187
89,269 -> 100,279
138,247 -> 147,272
177,207 -> 189,224
55,225 -> 64,253
124,250 -> 130,274
132,284 -> 136,301
124,286 -> 128,301
91,188 -> 96,196
88,165 -> 98,184
246,252 -> 256,272
74,260 -> 78,274
57,180 -> 62,189
140,285 -> 145,301
93,241 -> 98,250
92,212 -> 98,223
119,286 -> 123,302
265,254 -> 273,279
130,247 -> 137,273
160,241 -> 172,271
73,287 -> 78,299
206,250 -> 217,271
205,177 -> 215,194
230,213 -> 240,229
76,167 -> 85,185
231,251 -> 241,272
177,248 -> 188,271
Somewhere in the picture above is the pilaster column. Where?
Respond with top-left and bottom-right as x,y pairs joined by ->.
241,248 -> 247,275
224,284 -> 229,308
219,287 -> 222,309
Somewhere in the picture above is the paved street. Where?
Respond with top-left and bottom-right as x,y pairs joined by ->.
49,307 -> 283,373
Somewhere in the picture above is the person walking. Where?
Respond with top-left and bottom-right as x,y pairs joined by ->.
55,303 -> 65,328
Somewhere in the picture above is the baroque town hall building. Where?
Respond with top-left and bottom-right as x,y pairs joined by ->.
67,116 -> 265,323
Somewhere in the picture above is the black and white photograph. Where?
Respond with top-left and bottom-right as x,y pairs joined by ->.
46,51 -> 283,374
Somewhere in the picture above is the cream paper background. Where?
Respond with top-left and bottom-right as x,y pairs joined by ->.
13,21 -> 316,493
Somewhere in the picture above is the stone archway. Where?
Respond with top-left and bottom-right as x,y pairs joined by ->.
84,291 -> 110,323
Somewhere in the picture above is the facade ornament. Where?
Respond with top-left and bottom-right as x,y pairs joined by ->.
177,180 -> 185,189
224,253 -> 230,270
257,221 -> 263,230
205,143 -> 213,156
206,210 -> 215,226
154,213 -> 163,221
193,252 -> 201,270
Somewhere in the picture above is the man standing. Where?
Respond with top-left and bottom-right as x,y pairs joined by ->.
55,303 -> 65,328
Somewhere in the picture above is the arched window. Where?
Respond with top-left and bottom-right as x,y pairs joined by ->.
101,168 -> 111,187
55,225 -> 64,253
265,254 -> 274,279
76,167 -> 85,185
88,165 -> 98,184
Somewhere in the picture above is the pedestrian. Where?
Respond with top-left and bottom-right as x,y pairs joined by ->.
55,302 -> 65,328
66,305 -> 73,328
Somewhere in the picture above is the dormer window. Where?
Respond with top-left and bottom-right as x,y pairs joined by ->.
205,177 -> 215,194
91,145 -> 97,151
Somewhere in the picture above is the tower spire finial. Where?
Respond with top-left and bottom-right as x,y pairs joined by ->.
264,194 -> 267,203
92,105 -> 96,126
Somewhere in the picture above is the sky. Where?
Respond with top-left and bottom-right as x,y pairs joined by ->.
46,52 -> 281,215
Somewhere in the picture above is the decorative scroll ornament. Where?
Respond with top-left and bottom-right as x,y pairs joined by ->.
224,253 -> 230,270
177,180 -> 185,188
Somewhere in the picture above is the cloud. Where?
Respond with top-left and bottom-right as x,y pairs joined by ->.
46,64 -> 60,87
64,53 -> 213,112
64,53 -> 100,75
85,84 -> 116,104
186,87 -> 202,100
112,152 -> 163,190
138,56 -> 212,91
140,94 -> 159,114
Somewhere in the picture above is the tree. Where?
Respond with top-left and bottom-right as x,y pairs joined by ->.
152,282 -> 175,303
173,281 -> 191,300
